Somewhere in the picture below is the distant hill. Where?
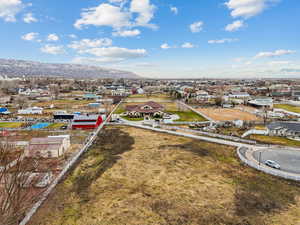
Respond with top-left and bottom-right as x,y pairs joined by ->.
0,58 -> 140,79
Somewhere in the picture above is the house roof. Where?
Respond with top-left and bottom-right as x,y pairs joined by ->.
125,101 -> 164,113
267,122 -> 300,133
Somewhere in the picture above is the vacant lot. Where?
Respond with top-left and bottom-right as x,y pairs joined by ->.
29,126 -> 300,225
197,107 -> 262,121
275,104 -> 300,113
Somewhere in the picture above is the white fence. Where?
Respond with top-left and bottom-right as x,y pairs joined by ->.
19,102 -> 121,225
160,125 -> 257,145
237,147 -> 300,182
123,123 -> 253,148
241,129 -> 269,138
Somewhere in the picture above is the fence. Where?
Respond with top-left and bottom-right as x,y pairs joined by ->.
176,101 -> 214,121
0,154 -> 25,173
122,122 -> 252,148
160,125 -> 257,145
19,102 -> 121,225
241,129 -> 269,138
237,147 -> 300,182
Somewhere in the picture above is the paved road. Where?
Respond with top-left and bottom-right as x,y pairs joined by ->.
253,149 -> 300,174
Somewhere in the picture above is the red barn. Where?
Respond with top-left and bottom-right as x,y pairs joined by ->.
71,114 -> 103,130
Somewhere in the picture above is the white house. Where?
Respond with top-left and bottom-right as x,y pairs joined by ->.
18,107 -> 43,115
25,135 -> 70,158
229,92 -> 250,99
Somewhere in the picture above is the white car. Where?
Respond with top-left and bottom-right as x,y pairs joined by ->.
264,160 -> 280,169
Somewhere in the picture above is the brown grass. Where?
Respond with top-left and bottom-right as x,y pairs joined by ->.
29,126 -> 300,225
197,107 -> 262,121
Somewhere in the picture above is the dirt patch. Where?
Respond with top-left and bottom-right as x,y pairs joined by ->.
29,126 -> 300,225
197,107 -> 261,121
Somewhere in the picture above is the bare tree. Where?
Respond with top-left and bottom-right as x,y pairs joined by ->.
0,143 -> 39,225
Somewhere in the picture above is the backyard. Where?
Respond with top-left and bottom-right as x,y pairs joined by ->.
29,126 -> 300,225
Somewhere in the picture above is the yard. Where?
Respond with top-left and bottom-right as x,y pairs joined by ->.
274,104 -> 300,113
0,122 -> 24,128
166,110 -> 207,122
29,126 -> 300,225
249,134 -> 300,147
46,123 -> 66,129
196,107 -> 262,121
115,102 -> 207,122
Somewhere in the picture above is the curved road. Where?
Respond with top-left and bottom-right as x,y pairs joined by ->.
253,148 -> 300,174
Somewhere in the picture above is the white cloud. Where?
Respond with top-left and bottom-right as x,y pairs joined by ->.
0,0 -> 24,22
160,43 -> 172,49
190,21 -> 204,33
40,44 -> 65,55
181,42 -> 195,48
170,6 -> 178,15
130,0 -> 156,29
74,3 -> 131,29
23,12 -> 37,23
69,34 -> 77,39
225,0 -> 278,19
74,1 -> 157,31
112,29 -> 141,37
79,46 -> 147,63
47,33 -> 59,42
225,20 -> 244,31
269,61 -> 291,66
208,38 -> 238,44
69,37 -> 146,63
21,32 -> 39,41
255,49 -> 296,58
68,38 -> 113,52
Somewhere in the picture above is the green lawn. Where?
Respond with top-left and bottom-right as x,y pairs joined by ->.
120,116 -> 144,121
167,110 -> 208,122
274,104 -> 300,113
114,105 -> 126,114
0,122 -> 24,128
250,134 -> 300,147
46,123 -> 66,129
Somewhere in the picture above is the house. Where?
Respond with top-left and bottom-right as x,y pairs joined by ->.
125,101 -> 165,118
18,107 -> 43,114
0,96 -> 11,104
53,111 -> 74,120
195,90 -> 213,101
25,135 -> 70,158
83,93 -> 99,100
71,114 -> 103,129
248,98 -> 273,108
229,92 -> 250,99
267,122 -> 300,137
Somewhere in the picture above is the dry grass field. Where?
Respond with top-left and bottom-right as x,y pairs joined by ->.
29,126 -> 300,225
197,107 -> 262,121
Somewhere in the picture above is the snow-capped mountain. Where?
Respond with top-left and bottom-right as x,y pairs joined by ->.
0,59 -> 140,79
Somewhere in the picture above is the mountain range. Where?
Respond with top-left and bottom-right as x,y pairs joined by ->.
0,59 -> 140,79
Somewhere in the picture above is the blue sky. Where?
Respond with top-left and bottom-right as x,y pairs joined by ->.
0,0 -> 299,78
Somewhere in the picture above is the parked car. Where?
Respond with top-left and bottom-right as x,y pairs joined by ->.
60,125 -> 68,130
264,160 -> 280,169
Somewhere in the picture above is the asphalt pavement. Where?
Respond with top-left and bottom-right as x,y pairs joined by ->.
253,149 -> 300,174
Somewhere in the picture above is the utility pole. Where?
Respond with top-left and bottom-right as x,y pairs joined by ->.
259,151 -> 262,166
